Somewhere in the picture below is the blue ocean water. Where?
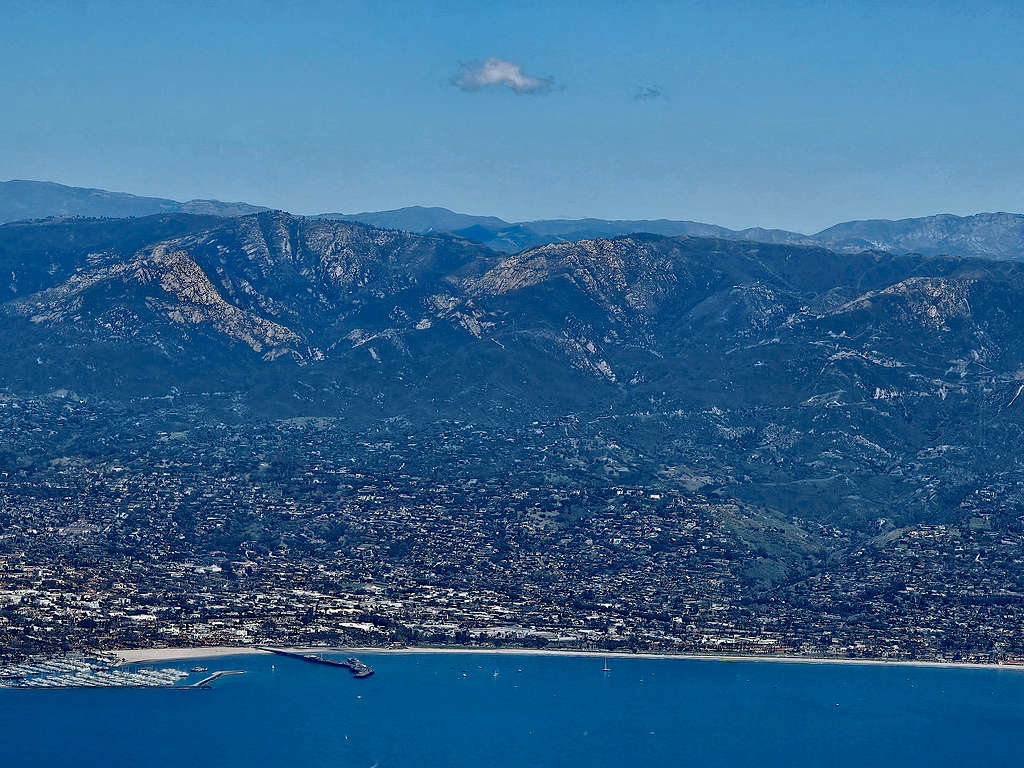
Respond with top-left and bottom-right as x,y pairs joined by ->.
2,651 -> 1024,767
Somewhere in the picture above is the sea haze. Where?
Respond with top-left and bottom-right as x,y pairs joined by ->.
2,652 -> 1023,768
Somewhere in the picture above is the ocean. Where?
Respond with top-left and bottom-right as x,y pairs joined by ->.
2,651 -> 1023,767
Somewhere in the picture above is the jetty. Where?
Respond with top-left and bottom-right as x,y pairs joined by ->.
189,670 -> 245,688
258,647 -> 374,678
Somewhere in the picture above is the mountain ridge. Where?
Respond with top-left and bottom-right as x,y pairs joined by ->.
4,210 -> 1023,412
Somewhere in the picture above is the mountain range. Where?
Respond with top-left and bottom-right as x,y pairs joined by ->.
3,210 -> 1024,527
5,210 -> 1023,403
6,179 -> 1024,259
4,206 -> 1024,641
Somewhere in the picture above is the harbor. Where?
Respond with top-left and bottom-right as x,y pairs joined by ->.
0,648 -> 372,689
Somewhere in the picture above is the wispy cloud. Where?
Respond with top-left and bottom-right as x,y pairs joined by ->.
634,85 -> 664,101
452,58 -> 554,95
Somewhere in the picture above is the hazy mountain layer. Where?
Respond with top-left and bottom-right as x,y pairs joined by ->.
330,207 -> 1024,259
0,180 -> 268,224
7,180 -> 1024,260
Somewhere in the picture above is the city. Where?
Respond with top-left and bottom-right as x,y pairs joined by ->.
3,394 -> 1023,665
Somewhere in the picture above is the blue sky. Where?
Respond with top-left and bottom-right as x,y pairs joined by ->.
2,0 -> 1023,232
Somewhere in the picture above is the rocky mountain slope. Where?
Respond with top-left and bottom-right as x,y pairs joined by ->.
3,212 -> 1024,489
5,212 -> 1024,411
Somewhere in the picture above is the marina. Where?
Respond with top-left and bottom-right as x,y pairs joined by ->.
0,647 -> 370,690
0,654 -> 238,690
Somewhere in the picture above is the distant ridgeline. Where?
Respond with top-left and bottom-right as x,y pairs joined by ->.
5,179 -> 1024,258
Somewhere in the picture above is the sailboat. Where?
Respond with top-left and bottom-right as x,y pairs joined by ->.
602,658 -> 611,673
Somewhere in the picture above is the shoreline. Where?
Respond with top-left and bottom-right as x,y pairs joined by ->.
110,645 -> 1024,672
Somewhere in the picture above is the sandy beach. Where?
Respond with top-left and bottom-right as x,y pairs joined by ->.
113,647 -> 271,664
109,645 -> 1024,672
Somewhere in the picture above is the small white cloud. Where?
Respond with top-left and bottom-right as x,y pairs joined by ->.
634,85 -> 664,101
453,57 -> 554,94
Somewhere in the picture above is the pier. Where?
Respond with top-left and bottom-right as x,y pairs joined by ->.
258,647 -> 374,678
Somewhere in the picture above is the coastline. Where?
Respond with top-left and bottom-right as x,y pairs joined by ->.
114,647 -> 271,664
110,645 -> 1024,672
